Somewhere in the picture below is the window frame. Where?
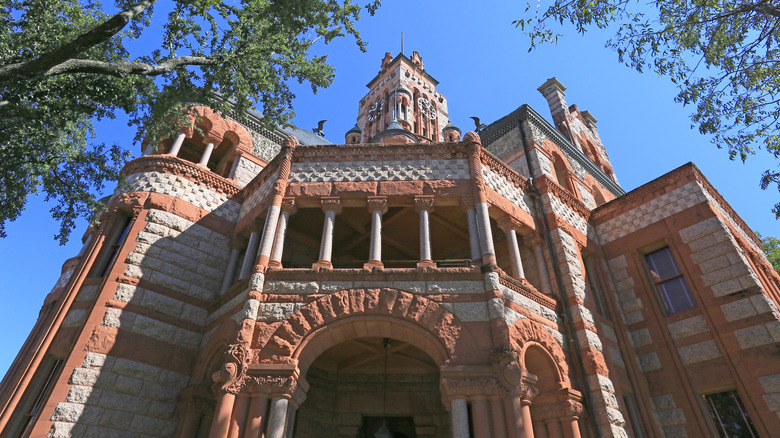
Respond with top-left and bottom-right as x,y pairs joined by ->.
702,389 -> 759,438
583,255 -> 609,318
644,246 -> 697,315
90,215 -> 133,278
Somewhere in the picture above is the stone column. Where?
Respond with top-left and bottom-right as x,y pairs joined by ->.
528,235 -> 554,296
229,394 -> 250,438
220,242 -> 241,294
497,217 -> 525,279
285,405 -> 297,438
209,392 -> 237,438
521,400 -> 535,438
546,420 -> 564,438
472,397 -> 492,438
269,198 -> 296,269
490,397 -> 508,438
415,196 -> 436,269
266,397 -> 290,438
228,156 -> 241,179
559,400 -> 583,438
461,196 -> 482,263
239,230 -> 261,280
364,196 -> 387,270
503,396 -> 521,438
244,394 -> 269,437
313,197 -> 341,270
533,422 -> 549,438
450,398 -> 470,438
168,132 -> 186,157
476,202 -> 496,266
198,142 -> 216,167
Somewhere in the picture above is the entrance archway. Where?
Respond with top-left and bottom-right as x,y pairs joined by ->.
294,337 -> 448,438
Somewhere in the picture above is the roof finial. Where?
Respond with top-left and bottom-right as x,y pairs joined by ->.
401,32 -> 404,55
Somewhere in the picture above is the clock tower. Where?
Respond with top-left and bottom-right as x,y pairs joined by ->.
346,51 -> 451,144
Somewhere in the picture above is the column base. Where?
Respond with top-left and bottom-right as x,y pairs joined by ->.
267,260 -> 283,269
312,260 -> 333,271
363,260 -> 384,271
417,260 -> 437,270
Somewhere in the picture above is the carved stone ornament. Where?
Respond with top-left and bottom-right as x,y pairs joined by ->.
440,377 -> 507,398
459,196 -> 476,211
414,195 -> 435,212
321,197 -> 342,214
280,198 -> 297,214
490,346 -> 522,389
243,375 -> 297,395
560,399 -> 584,418
519,381 -> 540,402
366,196 -> 388,214
211,344 -> 249,395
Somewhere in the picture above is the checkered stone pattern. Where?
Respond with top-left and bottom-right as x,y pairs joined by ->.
49,353 -> 189,438
288,159 -> 471,183
700,186 -> 764,255
239,168 -> 280,219
545,193 -> 597,241
481,167 -> 535,215
122,171 -> 241,221
234,157 -> 264,187
679,216 -> 762,298
597,181 -> 707,244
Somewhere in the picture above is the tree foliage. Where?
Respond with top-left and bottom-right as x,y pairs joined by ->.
758,233 -> 780,273
0,0 -> 378,243
516,0 -> 780,217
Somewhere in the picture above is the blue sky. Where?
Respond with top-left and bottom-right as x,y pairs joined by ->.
0,0 -> 777,376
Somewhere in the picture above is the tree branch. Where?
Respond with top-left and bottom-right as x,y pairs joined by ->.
43,56 -> 218,77
0,0 -> 158,80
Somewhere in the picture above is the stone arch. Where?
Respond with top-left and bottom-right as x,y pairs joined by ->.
510,319 -> 570,385
584,174 -> 613,205
258,288 -> 478,369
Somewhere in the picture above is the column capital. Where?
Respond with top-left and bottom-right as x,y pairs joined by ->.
321,197 -> 342,214
414,195 -> 435,212
459,196 -> 476,211
559,399 -> 583,419
366,196 -> 388,214
524,233 -> 544,247
496,215 -> 521,232
280,197 -> 297,214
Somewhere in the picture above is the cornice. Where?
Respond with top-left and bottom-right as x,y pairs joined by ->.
480,105 -> 624,198
498,272 -> 557,310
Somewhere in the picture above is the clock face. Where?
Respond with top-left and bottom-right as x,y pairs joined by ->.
417,97 -> 437,120
367,99 -> 384,122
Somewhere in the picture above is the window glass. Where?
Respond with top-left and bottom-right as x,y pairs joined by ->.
645,247 -> 696,314
704,391 -> 758,438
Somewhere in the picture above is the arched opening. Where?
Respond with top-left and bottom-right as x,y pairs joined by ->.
294,337 -> 448,438
551,154 -> 569,190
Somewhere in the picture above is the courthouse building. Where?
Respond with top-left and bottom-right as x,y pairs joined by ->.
1,51 -> 779,438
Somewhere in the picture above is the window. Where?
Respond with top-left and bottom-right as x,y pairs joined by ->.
622,393 -> 645,438
645,247 -> 696,314
91,216 -> 132,278
17,359 -> 64,437
584,256 -> 608,317
704,391 -> 758,438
